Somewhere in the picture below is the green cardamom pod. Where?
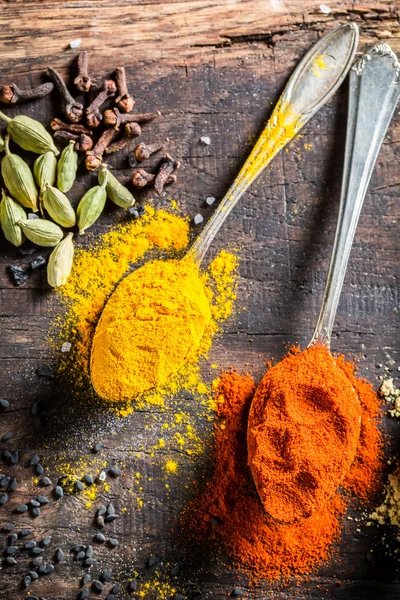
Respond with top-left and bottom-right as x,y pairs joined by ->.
47,232 -> 74,288
1,136 -> 38,212
57,140 -> 78,193
19,218 -> 63,247
98,165 -> 135,209
42,184 -> 76,228
0,189 -> 26,247
34,151 -> 57,196
76,180 -> 107,235
0,110 -> 59,155
0,134 -> 5,153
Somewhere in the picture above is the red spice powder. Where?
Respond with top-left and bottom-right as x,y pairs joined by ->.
186,352 -> 382,582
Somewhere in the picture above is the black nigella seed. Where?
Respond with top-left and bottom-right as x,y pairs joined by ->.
0,477 -> 10,487
2,523 -> 14,532
31,556 -> 43,567
100,568 -> 112,581
29,455 -> 40,466
30,256 -> 46,270
0,493 -> 8,505
30,499 -> 40,508
37,495 -> 49,505
31,547 -> 44,556
40,477 -> 52,487
92,443 -> 105,453
19,528 -> 31,537
173,595 -> 185,600
44,563 -> 54,574
107,503 -> 115,515
28,570 -> 39,580
1,432 -> 13,442
111,583 -> 121,593
85,557 -> 96,566
128,579 -> 137,591
9,477 -> 17,492
22,575 -> 31,588
0,399 -> 10,410
93,532 -> 105,544
81,573 -> 90,586
92,580 -> 103,594
128,204 -> 146,218
54,485 -> 63,498
97,505 -> 107,517
85,545 -> 93,558
41,536 -> 51,547
83,474 -> 93,485
37,562 -> 47,575
8,533 -> 18,545
79,590 -> 90,600
230,588 -> 244,598
96,516 -> 104,528
108,538 -> 118,548
105,514 -> 118,523
32,507 -> 41,518
170,563 -> 181,576
16,504 -> 28,513
2,449 -> 11,461
55,548 -> 64,562
35,464 -> 44,476
108,466 -> 121,478
8,265 -> 29,286
25,596 -> 39,600
106,595 -> 116,600
36,365 -> 55,378
7,545 -> 18,554
72,544 -> 85,553
75,481 -> 84,492
5,556 -> 17,565
10,451 -> 19,465
76,550 -> 85,561
24,540 -> 37,550
31,402 -> 40,416
146,555 -> 157,568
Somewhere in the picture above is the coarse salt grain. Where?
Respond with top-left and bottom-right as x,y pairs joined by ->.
69,38 -> 82,49
205,196 -> 216,206
193,213 -> 204,225
61,342 -> 71,353
319,4 -> 331,14
28,213 -> 39,220
200,136 -> 211,146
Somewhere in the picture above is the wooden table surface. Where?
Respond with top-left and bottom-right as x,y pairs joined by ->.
0,1 -> 399,599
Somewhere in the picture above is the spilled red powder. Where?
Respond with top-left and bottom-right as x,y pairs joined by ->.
186,351 -> 382,582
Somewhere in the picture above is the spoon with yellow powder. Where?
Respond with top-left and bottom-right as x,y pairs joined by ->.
90,24 -> 359,402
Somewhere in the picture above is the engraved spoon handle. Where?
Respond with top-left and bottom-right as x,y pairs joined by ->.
186,23 -> 359,265
310,44 -> 400,348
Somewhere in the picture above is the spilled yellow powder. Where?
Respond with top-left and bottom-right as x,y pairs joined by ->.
165,459 -> 178,474
312,53 -> 329,77
137,575 -> 176,599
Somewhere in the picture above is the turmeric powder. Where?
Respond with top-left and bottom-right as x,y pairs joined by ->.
91,258 -> 212,402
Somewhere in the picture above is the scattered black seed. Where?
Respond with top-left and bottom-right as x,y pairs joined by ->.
100,569 -> 112,581
108,537 -> 118,548
85,545 -> 94,558
81,573 -> 91,586
22,575 -> 31,589
40,477 -> 52,486
75,480 -> 84,492
31,557 -> 42,567
5,556 -> 17,565
16,504 -> 28,513
8,533 -> 18,545
105,514 -> 118,523
72,544 -> 85,553
83,474 -> 93,485
1,432 -> 13,442
96,516 -> 105,528
41,536 -> 51,547
79,590 -> 90,600
7,545 -> 18,554
1,477 -> 11,487
31,547 -> 44,556
37,495 -> 49,505
76,550 -> 86,561
30,499 -> 40,508
36,365 -> 55,378
28,570 -> 39,580
174,595 -> 185,600
8,265 -> 29,286
29,455 -> 40,466
24,541 -> 37,550
93,532 -> 105,544
25,596 -> 38,600
170,563 -> 181,576
128,579 -> 137,591
37,562 -> 47,575
97,505 -> 106,517
31,402 -> 40,416
32,507 -> 41,518
146,555 -> 157,568
108,466 -> 121,478
106,595 -> 116,600
10,451 -> 19,465
54,485 -> 63,498
107,503 -> 115,515
9,477 -> 17,492
35,464 -> 44,475
2,523 -> 14,532
111,583 -> 121,593
44,563 -> 54,574
55,548 -> 64,562
92,443 -> 105,453
211,516 -> 221,527
0,399 -> 10,410
30,256 -> 46,270
128,204 -> 146,218
92,580 -> 103,594
230,588 -> 244,598
19,528 -> 31,537
2,449 -> 11,461
0,493 -> 8,505
85,557 -> 96,566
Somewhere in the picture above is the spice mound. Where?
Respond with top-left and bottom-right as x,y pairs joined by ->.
247,345 -> 362,523
90,258 -> 212,402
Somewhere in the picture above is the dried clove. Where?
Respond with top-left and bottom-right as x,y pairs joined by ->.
132,168 -> 176,189
50,118 -> 92,136
105,122 -> 141,154
47,67 -> 84,123
133,141 -> 163,162
86,128 -> 118,171
154,154 -> 180,195
86,80 -> 117,128
0,82 -> 54,105
74,51 -> 92,93
115,67 -> 135,113
54,130 -> 93,152
103,108 -> 161,130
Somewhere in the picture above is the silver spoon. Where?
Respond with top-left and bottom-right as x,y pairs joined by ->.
91,24 -> 359,401
248,43 -> 400,523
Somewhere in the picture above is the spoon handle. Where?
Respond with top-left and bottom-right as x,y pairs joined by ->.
310,44 -> 400,348
186,23 -> 359,265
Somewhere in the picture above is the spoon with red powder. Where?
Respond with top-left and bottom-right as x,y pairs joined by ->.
248,43 -> 400,524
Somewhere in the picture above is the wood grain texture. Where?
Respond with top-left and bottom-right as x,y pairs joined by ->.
0,1 -> 400,599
